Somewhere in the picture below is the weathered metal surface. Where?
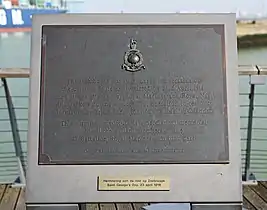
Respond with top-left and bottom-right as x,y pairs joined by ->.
39,24 -> 228,164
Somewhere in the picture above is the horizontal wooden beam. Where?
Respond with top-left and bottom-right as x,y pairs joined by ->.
0,68 -> 30,78
238,65 -> 267,75
1,66 -> 267,78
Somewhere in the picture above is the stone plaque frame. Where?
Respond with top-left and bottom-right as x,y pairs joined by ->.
26,14 -> 241,204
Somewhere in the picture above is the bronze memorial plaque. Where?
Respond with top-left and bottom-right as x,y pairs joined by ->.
38,25 -> 228,165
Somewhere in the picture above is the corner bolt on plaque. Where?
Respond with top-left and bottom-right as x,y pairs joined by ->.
122,39 -> 145,72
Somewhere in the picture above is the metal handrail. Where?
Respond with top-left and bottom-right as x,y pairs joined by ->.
238,65 -> 267,75
0,64 -> 267,184
1,78 -> 26,187
1,65 -> 267,78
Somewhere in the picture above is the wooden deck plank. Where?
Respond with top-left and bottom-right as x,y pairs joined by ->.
99,203 -> 116,210
0,185 -> 20,210
132,203 -> 148,210
15,188 -> 25,210
249,183 -> 267,203
0,183 -> 267,209
86,204 -> 99,210
243,196 -> 256,210
0,184 -> 7,203
116,203 -> 134,210
243,184 -> 267,210
259,181 -> 267,190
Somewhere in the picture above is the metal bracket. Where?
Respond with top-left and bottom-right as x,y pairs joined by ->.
249,65 -> 266,85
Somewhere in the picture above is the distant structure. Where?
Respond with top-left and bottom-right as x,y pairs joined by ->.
178,10 -> 267,22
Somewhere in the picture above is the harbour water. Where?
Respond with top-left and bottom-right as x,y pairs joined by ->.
0,32 -> 267,183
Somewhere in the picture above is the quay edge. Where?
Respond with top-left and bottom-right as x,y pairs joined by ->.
237,20 -> 267,48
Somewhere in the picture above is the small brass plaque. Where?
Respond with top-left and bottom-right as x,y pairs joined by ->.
98,176 -> 170,191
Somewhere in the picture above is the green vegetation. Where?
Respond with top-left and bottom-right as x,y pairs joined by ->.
238,34 -> 267,49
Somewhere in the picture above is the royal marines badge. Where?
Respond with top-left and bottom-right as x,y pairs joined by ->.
122,39 -> 145,72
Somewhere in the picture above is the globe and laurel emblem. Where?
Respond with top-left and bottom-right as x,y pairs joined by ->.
122,39 -> 146,72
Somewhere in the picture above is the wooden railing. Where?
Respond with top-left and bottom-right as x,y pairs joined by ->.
0,65 -> 267,184
1,65 -> 267,78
